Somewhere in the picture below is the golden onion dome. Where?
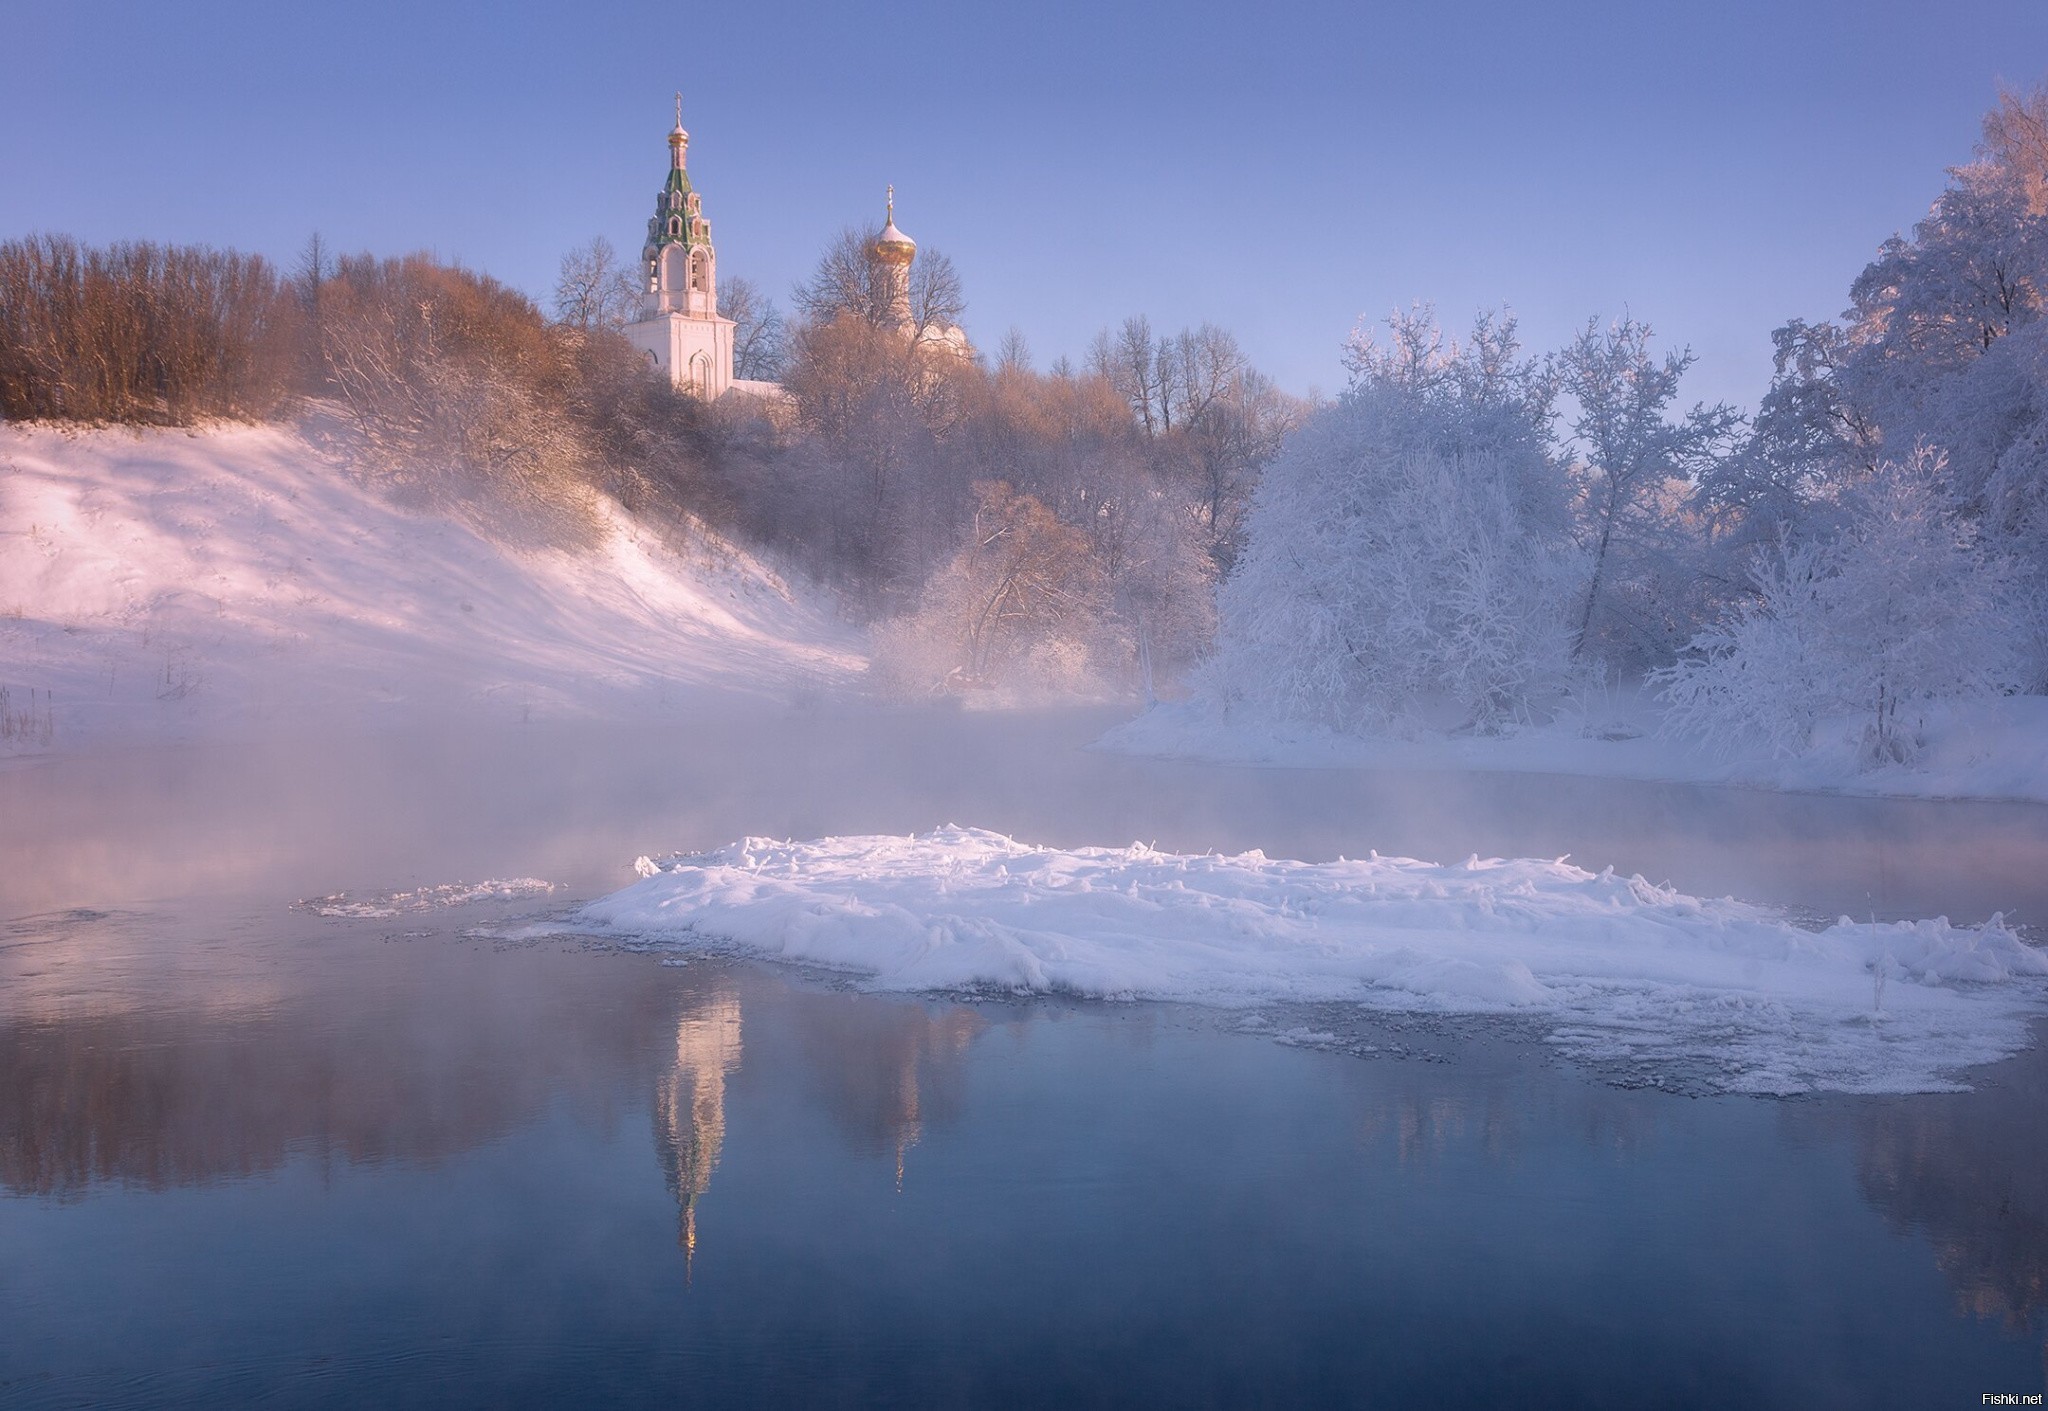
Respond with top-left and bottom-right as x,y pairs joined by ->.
874,185 -> 916,265
668,94 -> 689,154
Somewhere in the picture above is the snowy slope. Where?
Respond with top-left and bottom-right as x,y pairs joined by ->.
575,826 -> 2048,1095
0,419 -> 862,746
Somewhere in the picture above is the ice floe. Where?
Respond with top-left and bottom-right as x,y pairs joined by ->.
577,827 -> 2048,1094
298,878 -> 558,919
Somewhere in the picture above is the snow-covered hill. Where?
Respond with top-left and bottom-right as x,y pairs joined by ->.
0,418 -> 862,749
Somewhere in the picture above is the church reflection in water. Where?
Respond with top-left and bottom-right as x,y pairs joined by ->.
646,974 -> 986,1275
653,982 -> 742,1272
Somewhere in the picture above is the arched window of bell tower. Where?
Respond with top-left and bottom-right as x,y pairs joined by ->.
659,245 -> 688,292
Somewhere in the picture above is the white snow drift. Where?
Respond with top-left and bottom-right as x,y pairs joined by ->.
0,418 -> 859,747
577,826 -> 2048,1095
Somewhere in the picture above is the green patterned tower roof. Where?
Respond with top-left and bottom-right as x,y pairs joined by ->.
642,96 -> 710,278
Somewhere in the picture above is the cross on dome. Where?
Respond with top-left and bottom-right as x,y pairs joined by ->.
876,185 -> 916,266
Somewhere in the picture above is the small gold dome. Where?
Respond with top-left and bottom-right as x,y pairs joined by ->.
874,185 -> 916,265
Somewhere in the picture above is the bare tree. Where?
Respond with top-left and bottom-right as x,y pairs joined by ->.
293,232 -> 331,386
1087,315 -> 1253,435
873,479 -> 1113,691
792,225 -> 967,342
1163,324 -> 1247,428
792,227 -> 898,328
721,275 -> 789,381
1089,315 -> 1163,434
908,247 -> 966,342
0,235 -> 294,424
294,232 -> 330,296
1181,365 -> 1304,570
996,327 -> 1032,374
553,236 -> 638,331
1081,314 -> 1301,570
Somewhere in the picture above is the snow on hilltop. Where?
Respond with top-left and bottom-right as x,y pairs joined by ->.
575,826 -> 2048,1095
0,418 -> 861,745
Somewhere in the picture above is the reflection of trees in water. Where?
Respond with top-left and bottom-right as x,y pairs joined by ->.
1366,1092 -> 1528,1170
1343,1052 -> 1655,1174
793,993 -> 983,1188
1836,1042 -> 2048,1353
0,948 -> 681,1199
653,983 -> 742,1268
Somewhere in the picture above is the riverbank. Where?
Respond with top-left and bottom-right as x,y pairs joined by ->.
1097,692 -> 2048,806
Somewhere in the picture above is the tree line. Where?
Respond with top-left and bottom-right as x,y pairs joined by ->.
0,236 -> 294,423
14,79 -> 2044,744
548,225 -> 1302,693
1207,82 -> 2048,765
0,220 -> 1301,695
0,232 -> 729,546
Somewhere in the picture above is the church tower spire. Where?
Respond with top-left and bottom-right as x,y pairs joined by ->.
625,95 -> 735,399
641,93 -> 713,318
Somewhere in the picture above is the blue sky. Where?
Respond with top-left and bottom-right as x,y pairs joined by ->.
6,0 -> 2046,408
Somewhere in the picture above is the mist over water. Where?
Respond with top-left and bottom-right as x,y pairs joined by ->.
7,703 -> 2047,926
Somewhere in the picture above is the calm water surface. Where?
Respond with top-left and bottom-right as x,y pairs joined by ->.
2,705 -> 2045,1408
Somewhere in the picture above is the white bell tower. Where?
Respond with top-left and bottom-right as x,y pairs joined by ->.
624,95 -> 735,399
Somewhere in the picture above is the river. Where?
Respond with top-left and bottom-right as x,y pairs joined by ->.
2,704 -> 2043,1407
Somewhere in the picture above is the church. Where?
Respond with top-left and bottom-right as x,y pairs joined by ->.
622,100 -> 964,399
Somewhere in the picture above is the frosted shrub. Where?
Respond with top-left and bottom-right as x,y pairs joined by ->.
869,481 -> 1121,697
1200,393 -> 1580,734
1653,540 -> 1836,758
1657,452 -> 2026,765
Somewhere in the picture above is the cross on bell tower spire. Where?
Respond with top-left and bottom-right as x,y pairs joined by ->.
627,96 -> 731,397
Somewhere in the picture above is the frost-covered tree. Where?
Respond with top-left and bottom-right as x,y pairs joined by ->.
1198,310 -> 1581,734
1702,318 -> 1877,551
1656,451 -> 2028,764
1835,151 -> 2048,529
1344,307 -> 1563,525
1553,317 -> 1741,665
1744,85 -> 2048,599
1695,82 -> 2048,717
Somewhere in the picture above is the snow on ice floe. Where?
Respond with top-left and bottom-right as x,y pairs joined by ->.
575,826 -> 2048,1096
297,879 -> 557,919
